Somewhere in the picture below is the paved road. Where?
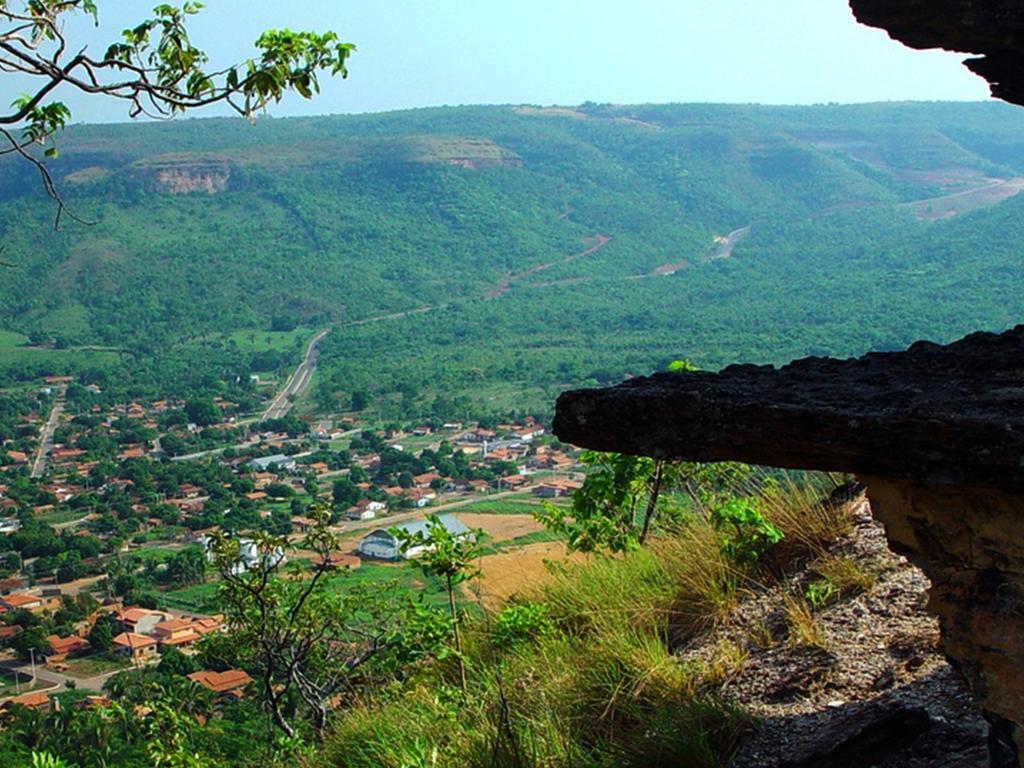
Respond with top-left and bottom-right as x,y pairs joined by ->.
261,329 -> 331,422
31,384 -> 67,479
0,656 -> 129,696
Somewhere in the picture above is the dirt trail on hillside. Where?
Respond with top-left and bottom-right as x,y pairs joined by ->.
486,234 -> 611,298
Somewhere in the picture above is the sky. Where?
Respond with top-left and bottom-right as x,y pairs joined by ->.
6,0 -> 993,123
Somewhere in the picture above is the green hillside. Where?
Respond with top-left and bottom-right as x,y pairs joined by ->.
1,101 -> 1023,408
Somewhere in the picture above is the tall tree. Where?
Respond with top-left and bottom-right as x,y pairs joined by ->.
207,508 -> 439,736
393,515 -> 485,691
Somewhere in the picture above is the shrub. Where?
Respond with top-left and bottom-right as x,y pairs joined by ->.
491,603 -> 554,650
710,497 -> 784,566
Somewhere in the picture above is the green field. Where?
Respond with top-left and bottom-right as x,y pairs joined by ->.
160,580 -> 221,613
220,327 -> 318,354
0,330 -> 28,349
37,508 -> 91,527
455,492 -> 568,516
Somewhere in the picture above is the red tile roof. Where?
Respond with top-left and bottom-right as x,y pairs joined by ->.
187,669 -> 253,693
113,632 -> 156,650
46,635 -> 89,655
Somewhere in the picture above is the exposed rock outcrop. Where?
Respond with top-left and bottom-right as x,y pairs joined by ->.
849,0 -> 1024,107
691,500 -> 997,767
131,158 -> 232,194
553,325 -> 1024,761
554,326 -> 1024,492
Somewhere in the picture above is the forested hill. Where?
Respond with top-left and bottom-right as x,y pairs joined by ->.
1,101 -> 1024,410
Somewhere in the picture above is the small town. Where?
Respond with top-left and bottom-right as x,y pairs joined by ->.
0,373 -> 583,714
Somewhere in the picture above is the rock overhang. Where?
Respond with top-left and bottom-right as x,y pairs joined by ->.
554,325 -> 1024,493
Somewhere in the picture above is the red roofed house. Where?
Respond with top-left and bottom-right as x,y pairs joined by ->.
413,472 -> 440,488
119,608 -> 169,635
113,632 -> 157,662
4,450 -> 28,465
1,691 -> 52,712
187,669 -> 253,698
190,616 -> 223,635
153,618 -> 200,649
46,634 -> 90,662
1,593 -> 43,612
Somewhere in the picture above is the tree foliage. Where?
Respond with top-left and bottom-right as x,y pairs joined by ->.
0,0 -> 353,225
207,508 -> 444,736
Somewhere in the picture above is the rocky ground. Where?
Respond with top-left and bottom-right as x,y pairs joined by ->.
678,498 -> 1012,767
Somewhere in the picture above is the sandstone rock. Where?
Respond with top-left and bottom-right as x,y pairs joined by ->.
553,325 -> 1024,762
554,325 -> 1024,493
849,0 -> 1024,106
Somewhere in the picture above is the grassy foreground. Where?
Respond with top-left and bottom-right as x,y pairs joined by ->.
316,477 -> 851,768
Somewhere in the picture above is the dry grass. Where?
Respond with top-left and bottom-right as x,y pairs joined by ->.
783,594 -> 828,649
814,554 -> 876,596
759,475 -> 856,557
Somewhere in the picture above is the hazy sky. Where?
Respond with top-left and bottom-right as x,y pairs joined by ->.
10,0 -> 992,123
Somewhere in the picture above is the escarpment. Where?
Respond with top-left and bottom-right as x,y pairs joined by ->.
554,325 -> 1024,761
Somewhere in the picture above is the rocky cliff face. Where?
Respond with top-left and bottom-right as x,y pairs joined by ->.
554,325 -> 1024,762
849,0 -> 1024,106
131,158 -> 232,194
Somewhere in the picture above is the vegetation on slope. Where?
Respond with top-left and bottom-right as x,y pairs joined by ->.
2,102 -> 1024,408
317,475 -> 856,768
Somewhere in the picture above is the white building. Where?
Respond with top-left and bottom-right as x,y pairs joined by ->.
346,499 -> 386,521
246,454 -> 296,473
357,514 -> 469,561
198,535 -> 286,574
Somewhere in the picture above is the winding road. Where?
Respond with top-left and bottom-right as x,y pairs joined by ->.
261,329 -> 330,421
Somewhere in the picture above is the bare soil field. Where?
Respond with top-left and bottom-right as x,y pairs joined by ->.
454,512 -> 545,542
470,541 -> 583,607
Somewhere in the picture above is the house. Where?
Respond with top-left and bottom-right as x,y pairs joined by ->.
246,455 -> 296,473
515,426 -> 544,441
357,514 -> 470,561
463,428 -> 496,443
468,479 -> 490,493
153,618 -> 200,648
45,634 -> 90,661
406,490 -> 435,508
187,669 -> 253,698
1,593 -> 44,612
113,632 -> 158,661
198,537 -> 285,575
413,472 -> 441,488
1,691 -> 52,712
533,480 -> 582,498
119,608 -> 170,636
74,695 -> 113,710
346,499 -> 385,520
190,616 -> 223,636
0,576 -> 27,594
290,515 -> 317,533
4,450 -> 28,465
